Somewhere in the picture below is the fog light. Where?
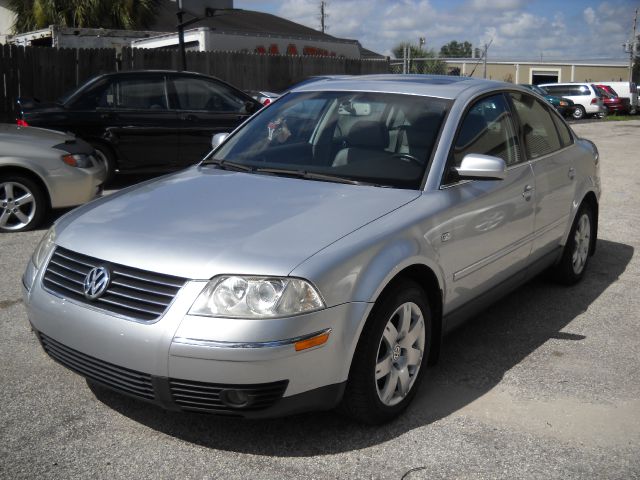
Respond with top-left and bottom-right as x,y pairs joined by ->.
220,389 -> 250,408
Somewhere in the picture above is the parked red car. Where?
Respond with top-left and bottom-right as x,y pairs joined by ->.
595,85 -> 629,114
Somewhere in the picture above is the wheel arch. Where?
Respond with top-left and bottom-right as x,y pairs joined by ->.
368,263 -> 444,366
0,165 -> 52,209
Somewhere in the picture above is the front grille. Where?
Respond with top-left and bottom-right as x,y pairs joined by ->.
42,246 -> 186,322
39,332 -> 155,400
169,378 -> 288,413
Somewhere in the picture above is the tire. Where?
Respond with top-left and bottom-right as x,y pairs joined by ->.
572,106 -> 586,120
0,175 -> 47,233
340,279 -> 431,424
551,205 -> 594,285
91,143 -> 117,185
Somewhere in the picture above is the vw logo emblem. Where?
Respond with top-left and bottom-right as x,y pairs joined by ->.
83,266 -> 110,300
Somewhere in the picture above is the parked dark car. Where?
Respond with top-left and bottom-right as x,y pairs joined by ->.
16,71 -> 261,181
520,84 -> 575,117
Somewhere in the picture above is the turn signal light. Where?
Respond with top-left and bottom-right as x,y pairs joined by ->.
295,331 -> 330,351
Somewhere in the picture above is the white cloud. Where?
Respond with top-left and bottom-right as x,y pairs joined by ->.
240,0 -> 631,60
584,7 -> 597,25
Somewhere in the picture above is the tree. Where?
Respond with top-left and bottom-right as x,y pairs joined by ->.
9,0 -> 161,33
392,41 -> 446,75
439,40 -> 473,58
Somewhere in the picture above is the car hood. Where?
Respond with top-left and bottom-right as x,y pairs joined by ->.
55,166 -> 421,279
0,124 -> 75,149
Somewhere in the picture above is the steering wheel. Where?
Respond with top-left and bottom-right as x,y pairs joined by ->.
391,152 -> 423,166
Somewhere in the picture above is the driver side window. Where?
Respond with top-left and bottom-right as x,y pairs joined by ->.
449,94 -> 521,178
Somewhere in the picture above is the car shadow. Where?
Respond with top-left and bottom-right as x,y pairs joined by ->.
89,239 -> 633,456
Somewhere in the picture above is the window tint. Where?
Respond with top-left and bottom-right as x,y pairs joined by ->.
543,85 -> 589,96
510,92 -> 562,158
173,77 -> 246,112
451,94 -> 520,169
213,91 -> 450,190
99,77 -> 167,110
550,112 -> 573,147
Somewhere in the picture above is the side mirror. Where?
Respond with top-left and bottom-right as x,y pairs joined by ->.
211,132 -> 230,150
244,101 -> 259,114
455,153 -> 506,181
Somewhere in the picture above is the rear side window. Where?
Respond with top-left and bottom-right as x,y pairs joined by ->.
550,113 -> 573,147
451,94 -> 521,168
544,85 -> 589,96
172,77 -> 247,112
100,77 -> 168,110
509,92 -> 563,158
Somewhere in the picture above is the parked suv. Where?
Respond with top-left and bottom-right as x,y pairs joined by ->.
538,82 -> 606,120
16,71 -> 261,181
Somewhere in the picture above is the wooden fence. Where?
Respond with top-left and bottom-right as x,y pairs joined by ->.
1,44 -> 389,122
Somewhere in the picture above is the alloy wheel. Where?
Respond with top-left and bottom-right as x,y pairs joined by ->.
375,301 -> 426,406
572,213 -> 591,275
0,181 -> 37,231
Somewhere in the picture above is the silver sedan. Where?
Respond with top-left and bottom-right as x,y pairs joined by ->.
1,125 -> 105,232
23,76 -> 600,424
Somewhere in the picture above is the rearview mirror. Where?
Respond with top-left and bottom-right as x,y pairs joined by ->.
211,132 -> 230,150
455,154 -> 506,180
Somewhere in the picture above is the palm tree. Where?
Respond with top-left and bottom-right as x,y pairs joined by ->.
9,0 -> 161,33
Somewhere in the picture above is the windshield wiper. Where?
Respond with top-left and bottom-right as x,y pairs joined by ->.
255,167 -> 383,187
204,158 -> 254,172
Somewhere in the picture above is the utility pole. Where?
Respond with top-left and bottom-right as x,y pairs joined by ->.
482,43 -> 488,78
629,8 -> 638,84
319,1 -> 328,34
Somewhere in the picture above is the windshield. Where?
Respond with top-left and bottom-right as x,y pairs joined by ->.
210,91 -> 450,189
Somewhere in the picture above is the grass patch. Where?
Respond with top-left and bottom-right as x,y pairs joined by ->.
604,114 -> 639,121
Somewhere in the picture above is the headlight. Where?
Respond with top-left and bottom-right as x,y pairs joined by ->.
31,227 -> 56,269
62,154 -> 93,168
189,275 -> 325,318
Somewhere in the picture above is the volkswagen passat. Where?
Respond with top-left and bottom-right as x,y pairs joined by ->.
23,75 -> 600,424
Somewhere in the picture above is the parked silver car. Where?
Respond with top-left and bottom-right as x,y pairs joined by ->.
23,75 -> 600,424
1,125 -> 105,232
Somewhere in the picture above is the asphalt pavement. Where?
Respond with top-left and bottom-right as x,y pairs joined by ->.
1,120 -> 639,480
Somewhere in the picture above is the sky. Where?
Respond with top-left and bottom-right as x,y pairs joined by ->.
235,0 -> 638,60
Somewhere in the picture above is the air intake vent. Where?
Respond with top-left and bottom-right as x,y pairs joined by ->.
39,332 -> 155,400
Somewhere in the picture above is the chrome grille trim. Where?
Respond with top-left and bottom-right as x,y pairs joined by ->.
42,246 -> 186,322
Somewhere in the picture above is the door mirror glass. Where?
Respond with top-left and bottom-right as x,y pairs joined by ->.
455,153 -> 506,180
211,132 -> 230,150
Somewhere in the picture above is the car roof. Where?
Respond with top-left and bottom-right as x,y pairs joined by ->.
290,74 -> 514,100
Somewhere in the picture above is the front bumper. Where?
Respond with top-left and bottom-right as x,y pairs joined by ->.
47,163 -> 105,209
23,266 -> 369,418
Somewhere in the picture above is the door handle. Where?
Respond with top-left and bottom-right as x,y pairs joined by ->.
568,168 -> 576,180
182,114 -> 198,121
100,112 -> 116,120
522,184 -> 534,201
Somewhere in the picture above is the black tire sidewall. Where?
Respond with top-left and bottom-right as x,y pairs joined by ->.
343,280 -> 432,424
554,206 -> 594,284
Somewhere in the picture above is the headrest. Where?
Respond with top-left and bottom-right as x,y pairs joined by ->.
346,120 -> 389,149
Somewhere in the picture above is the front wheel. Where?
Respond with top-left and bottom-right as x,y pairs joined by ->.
0,176 -> 47,233
340,280 -> 431,424
551,205 -> 594,284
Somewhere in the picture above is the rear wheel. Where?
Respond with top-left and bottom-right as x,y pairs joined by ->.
340,280 -> 431,424
0,175 -> 47,232
551,205 -> 594,284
